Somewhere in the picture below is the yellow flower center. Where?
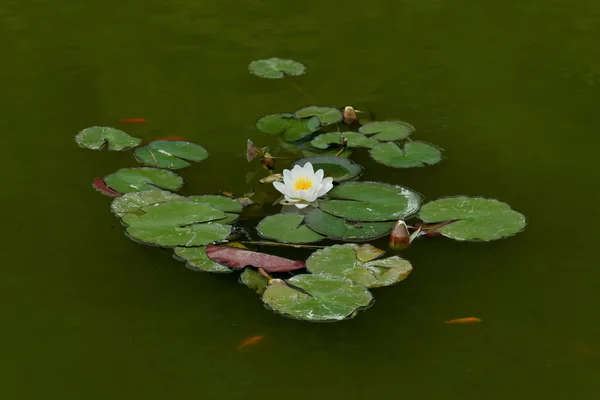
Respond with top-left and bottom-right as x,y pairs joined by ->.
294,176 -> 313,191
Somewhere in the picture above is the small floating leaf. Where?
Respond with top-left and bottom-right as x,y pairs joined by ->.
256,214 -> 325,244
418,197 -> 527,241
306,244 -> 412,288
248,57 -> 306,79
370,141 -> 442,168
304,209 -> 395,241
75,126 -> 141,151
110,189 -> 184,217
103,168 -> 184,194
188,195 -> 244,213
318,181 -> 421,221
294,106 -> 342,126
92,177 -> 122,197
134,140 -> 208,169
310,132 -> 378,149
174,246 -> 232,273
291,156 -> 362,182
359,121 -> 414,141
240,268 -> 268,295
256,113 -> 320,142
205,245 -> 305,272
262,274 -> 373,322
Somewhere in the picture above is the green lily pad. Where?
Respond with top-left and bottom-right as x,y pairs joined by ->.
256,113 -> 320,142
294,106 -> 342,126
110,190 -> 184,217
310,132 -> 378,149
262,274 -> 373,322
256,214 -> 325,244
418,197 -> 527,241
318,181 -> 421,221
134,140 -> 208,170
370,141 -> 442,168
304,209 -> 395,241
122,201 -> 231,247
174,246 -> 232,273
359,121 -> 414,141
240,268 -> 268,295
291,156 -> 362,182
75,126 -> 141,151
104,168 -> 184,194
306,244 -> 412,288
248,58 -> 306,79
188,195 -> 244,213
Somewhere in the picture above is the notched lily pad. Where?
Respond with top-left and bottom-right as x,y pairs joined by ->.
174,246 -> 232,273
249,57 -> 306,79
262,274 -> 374,322
318,181 -> 421,221
294,106 -> 342,126
110,189 -> 184,217
103,168 -> 184,194
370,141 -> 442,168
359,121 -> 414,141
310,132 -> 378,149
256,214 -> 325,244
305,209 -> 395,241
75,126 -> 141,151
134,140 -> 208,169
291,156 -> 362,182
240,268 -> 269,295
306,244 -> 412,288
256,113 -> 320,142
418,196 -> 527,241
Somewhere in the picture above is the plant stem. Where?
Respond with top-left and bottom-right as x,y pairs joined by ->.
288,80 -> 315,103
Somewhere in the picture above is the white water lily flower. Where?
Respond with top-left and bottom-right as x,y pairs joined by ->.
272,162 -> 334,209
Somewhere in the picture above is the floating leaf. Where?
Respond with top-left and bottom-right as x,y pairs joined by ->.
359,121 -> 414,141
110,189 -> 184,217
134,140 -> 208,169
75,126 -> 141,151
103,168 -> 184,194
205,245 -> 305,272
319,181 -> 421,221
240,268 -> 268,295
304,209 -> 395,241
291,156 -> 361,182
306,244 -> 412,288
418,197 -> 527,241
354,244 -> 385,262
310,132 -> 378,149
174,246 -> 232,273
370,141 -> 442,168
248,57 -> 306,79
256,214 -> 325,244
262,274 -> 373,322
256,113 -> 320,142
92,177 -> 122,197
188,195 -> 244,213
294,106 -> 342,126
300,145 -> 353,158
122,201 -> 231,247
246,139 -> 263,162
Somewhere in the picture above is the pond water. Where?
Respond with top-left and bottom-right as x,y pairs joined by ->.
2,0 -> 600,399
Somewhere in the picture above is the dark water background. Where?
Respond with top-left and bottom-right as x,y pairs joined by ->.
2,0 -> 599,399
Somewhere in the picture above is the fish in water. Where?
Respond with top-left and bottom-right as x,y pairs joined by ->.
236,335 -> 264,350
119,118 -> 147,124
445,317 -> 482,324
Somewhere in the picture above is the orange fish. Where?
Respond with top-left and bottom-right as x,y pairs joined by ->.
119,118 -> 147,124
236,335 -> 264,350
445,317 -> 482,324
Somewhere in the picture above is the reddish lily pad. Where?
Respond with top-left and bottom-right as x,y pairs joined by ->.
205,245 -> 305,272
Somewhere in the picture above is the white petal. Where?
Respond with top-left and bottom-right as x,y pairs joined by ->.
283,195 -> 300,203
295,202 -> 310,209
301,191 -> 319,203
290,164 -> 305,181
316,177 -> 334,197
283,169 -> 293,185
273,181 -> 287,195
313,168 -> 324,185
302,162 -> 314,175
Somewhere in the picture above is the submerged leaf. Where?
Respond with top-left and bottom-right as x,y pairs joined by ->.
111,189 -> 184,217
75,126 -> 141,151
310,132 -> 378,149
249,57 -> 306,79
359,121 -> 414,141
257,214 -> 325,244
370,141 -> 442,168
294,106 -> 342,126
174,246 -> 232,273
103,168 -> 184,194
205,245 -> 305,272
134,140 -> 208,169
240,268 -> 269,295
304,209 -> 395,241
291,156 -> 362,182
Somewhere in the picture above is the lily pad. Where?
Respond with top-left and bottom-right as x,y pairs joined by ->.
262,274 -> 373,322
256,214 -> 325,244
310,132 -> 378,149
318,181 -> 421,221
75,126 -> 141,151
359,121 -> 414,141
306,244 -> 412,288
134,140 -> 208,169
294,106 -> 342,126
301,146 -> 353,158
104,168 -> 184,194
205,245 -> 306,272
248,57 -> 306,79
122,201 -> 231,247
370,141 -> 442,168
305,209 -> 395,241
256,113 -> 320,142
110,190 -> 184,217
188,195 -> 244,213
240,268 -> 268,295
291,156 -> 362,182
173,246 -> 232,273
418,197 -> 527,241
